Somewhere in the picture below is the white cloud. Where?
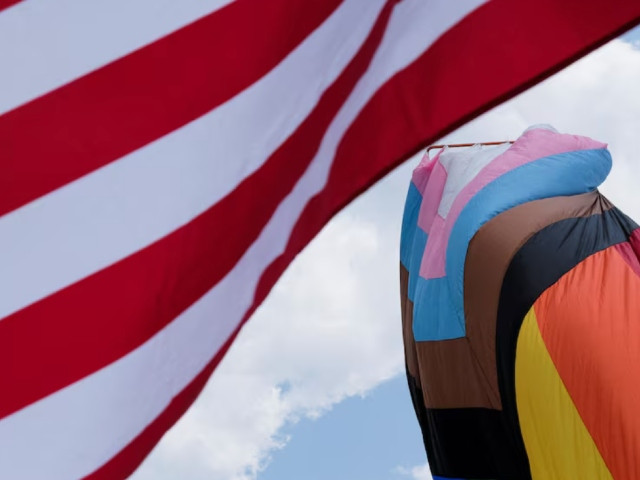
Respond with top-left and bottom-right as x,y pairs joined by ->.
394,462 -> 433,480
132,38 -> 640,479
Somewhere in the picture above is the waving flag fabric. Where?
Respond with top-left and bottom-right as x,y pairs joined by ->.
2,1 -> 640,478
400,126 -> 640,479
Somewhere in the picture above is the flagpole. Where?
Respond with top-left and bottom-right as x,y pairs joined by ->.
426,140 -> 514,156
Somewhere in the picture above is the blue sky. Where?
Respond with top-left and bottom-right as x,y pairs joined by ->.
259,375 -> 426,480
132,25 -> 640,480
623,23 -> 640,43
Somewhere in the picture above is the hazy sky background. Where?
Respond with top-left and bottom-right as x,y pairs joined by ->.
132,27 -> 640,480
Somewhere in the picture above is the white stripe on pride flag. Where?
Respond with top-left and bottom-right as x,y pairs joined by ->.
0,0 -> 235,115
0,1 -> 483,478
0,0 -> 386,321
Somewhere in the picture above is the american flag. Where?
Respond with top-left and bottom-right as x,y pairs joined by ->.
1,0 -> 639,478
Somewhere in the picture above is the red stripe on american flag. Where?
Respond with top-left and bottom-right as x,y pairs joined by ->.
0,0 -> 21,12
0,0 -> 343,217
0,0 -> 396,421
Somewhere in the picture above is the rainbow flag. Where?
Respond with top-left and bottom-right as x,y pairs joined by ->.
400,126 -> 640,479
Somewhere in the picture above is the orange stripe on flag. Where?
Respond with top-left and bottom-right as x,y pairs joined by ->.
535,246 -> 640,480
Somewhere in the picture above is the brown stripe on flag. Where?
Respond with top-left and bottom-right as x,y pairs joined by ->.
412,191 -> 611,409
0,0 -> 344,217
400,264 -> 419,378
419,337 -> 502,409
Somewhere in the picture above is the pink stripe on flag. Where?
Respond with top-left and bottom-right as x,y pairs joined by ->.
417,155 -> 447,234
411,150 -> 437,193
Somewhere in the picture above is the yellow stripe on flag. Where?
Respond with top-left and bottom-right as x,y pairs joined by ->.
515,307 -> 612,480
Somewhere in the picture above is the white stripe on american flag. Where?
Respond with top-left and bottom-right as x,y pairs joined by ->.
0,0 -> 386,321
0,2 -> 484,478
0,0 -> 234,115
